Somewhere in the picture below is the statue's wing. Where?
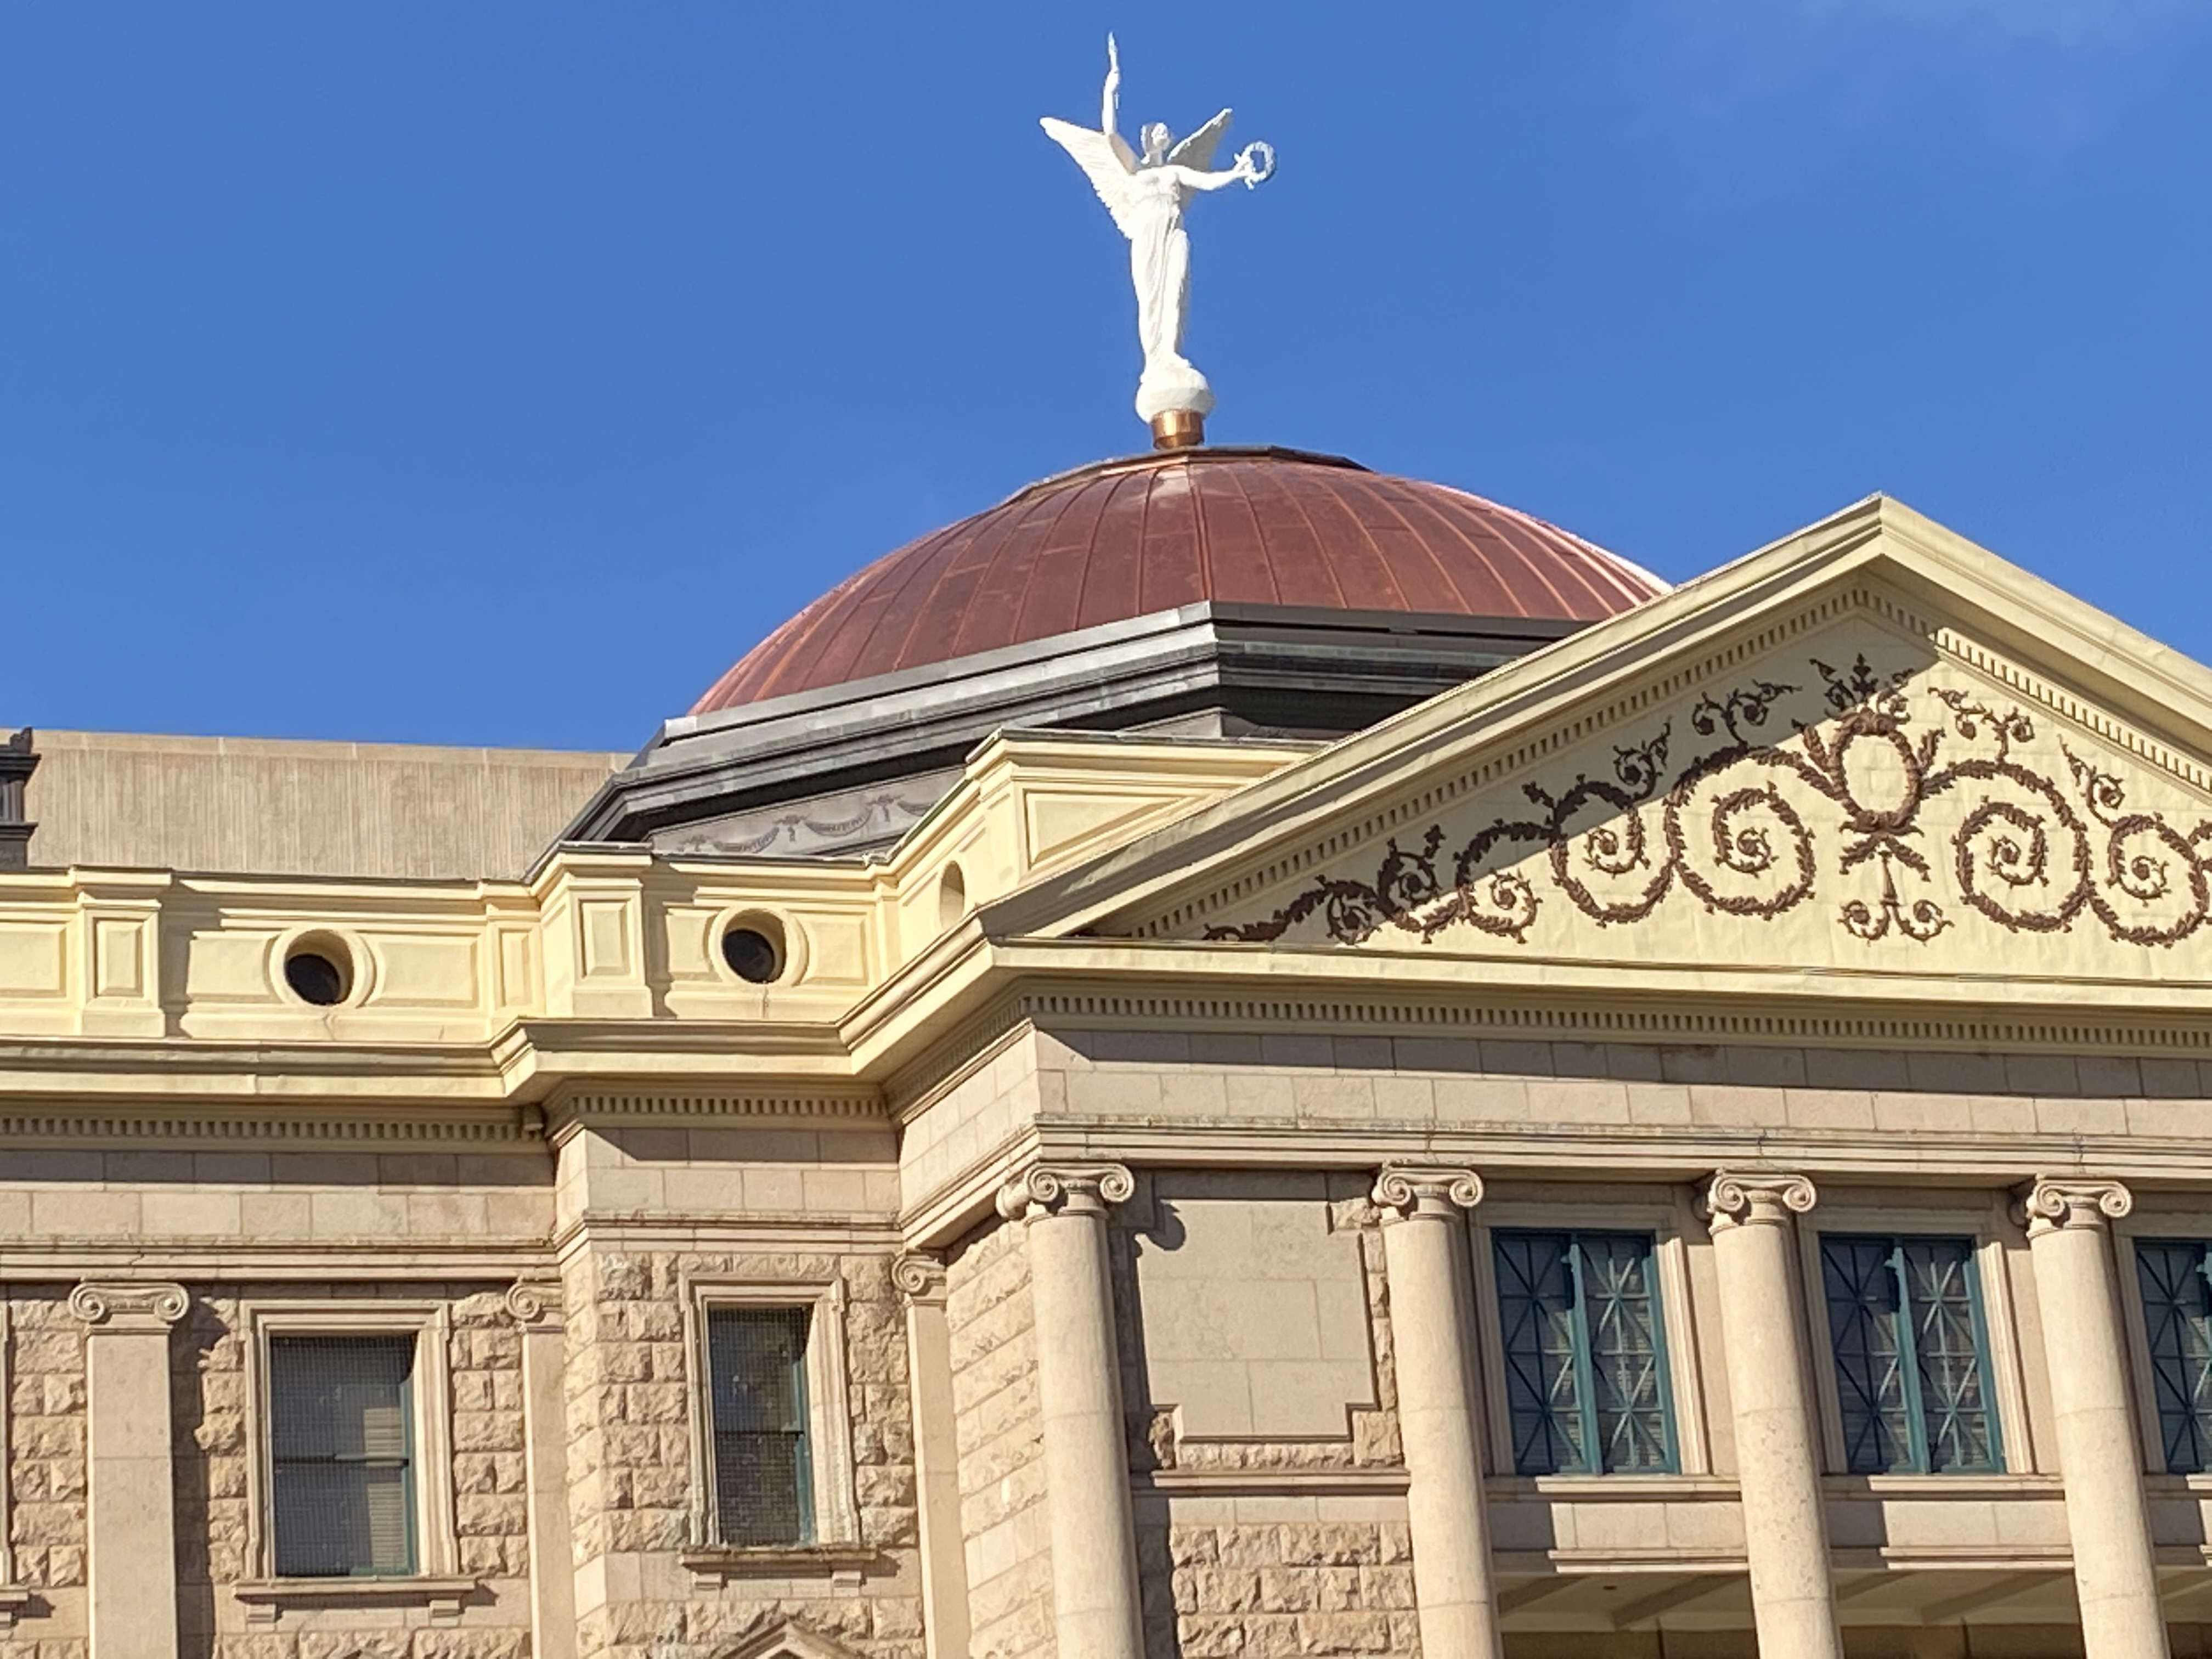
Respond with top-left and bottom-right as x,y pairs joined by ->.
1041,117 -> 1141,237
1166,109 -> 1233,171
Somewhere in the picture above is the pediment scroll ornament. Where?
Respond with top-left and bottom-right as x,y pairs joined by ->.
1205,654 -> 2212,952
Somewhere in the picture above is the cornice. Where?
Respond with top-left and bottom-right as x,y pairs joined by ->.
547,1086 -> 887,1131
0,1101 -> 540,1149
4,1242 -> 549,1280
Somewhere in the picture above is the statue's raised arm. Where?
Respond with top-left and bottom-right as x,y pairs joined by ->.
1040,38 -> 1274,444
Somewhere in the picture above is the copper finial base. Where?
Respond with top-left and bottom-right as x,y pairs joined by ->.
1150,409 -> 1206,451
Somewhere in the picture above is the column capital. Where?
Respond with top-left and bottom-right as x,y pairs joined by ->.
1700,1171 -> 1818,1233
2014,1176 -> 2132,1238
996,1162 -> 1134,1223
503,1279 -> 566,1331
69,1279 -> 188,1333
893,1251 -> 949,1307
1372,1165 -> 1484,1221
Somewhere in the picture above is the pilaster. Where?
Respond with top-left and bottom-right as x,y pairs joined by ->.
504,1280 -> 578,1659
72,1280 -> 187,1659
895,1251 -> 970,1659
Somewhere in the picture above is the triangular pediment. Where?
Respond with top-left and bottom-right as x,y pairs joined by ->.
989,497 -> 2212,994
715,1620 -> 868,1659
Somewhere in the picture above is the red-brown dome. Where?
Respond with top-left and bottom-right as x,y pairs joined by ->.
693,448 -> 1664,712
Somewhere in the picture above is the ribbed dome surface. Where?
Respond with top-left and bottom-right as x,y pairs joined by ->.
694,448 -> 1664,712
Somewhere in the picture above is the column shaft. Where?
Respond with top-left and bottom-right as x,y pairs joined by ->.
998,1165 -> 1144,1659
74,1282 -> 187,1659
1373,1166 -> 1502,1659
2021,1178 -> 2169,1659
1703,1173 -> 1844,1659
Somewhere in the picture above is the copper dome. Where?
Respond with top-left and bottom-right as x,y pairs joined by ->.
693,448 -> 1665,713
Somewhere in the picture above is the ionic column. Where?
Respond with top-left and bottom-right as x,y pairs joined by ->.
996,1164 -> 1143,1659
504,1281 -> 577,1659
2018,1177 -> 2169,1659
1371,1165 -> 1502,1659
1701,1173 -> 1844,1659
71,1280 -> 187,1659
895,1252 -> 972,1659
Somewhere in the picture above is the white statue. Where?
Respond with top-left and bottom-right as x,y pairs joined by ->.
1042,36 -> 1274,430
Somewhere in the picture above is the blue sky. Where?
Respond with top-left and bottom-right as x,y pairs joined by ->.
0,3 -> 2205,751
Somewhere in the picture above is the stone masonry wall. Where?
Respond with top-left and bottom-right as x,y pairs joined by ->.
2,1289 -> 87,1659
946,1217 -> 1052,1659
173,1280 -> 530,1659
562,1245 -> 921,1659
1111,1173 -> 1418,1658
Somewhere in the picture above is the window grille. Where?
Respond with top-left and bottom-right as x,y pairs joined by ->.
2134,1239 -> 2212,1474
267,1334 -> 417,1577
1492,1229 -> 1677,1475
707,1305 -> 815,1545
1820,1235 -> 1999,1475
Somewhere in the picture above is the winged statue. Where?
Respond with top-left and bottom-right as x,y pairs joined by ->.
1041,36 -> 1274,435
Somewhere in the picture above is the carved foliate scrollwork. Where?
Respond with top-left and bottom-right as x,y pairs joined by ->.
995,1163 -> 1135,1223
1370,1165 -> 1483,1219
1700,1171 -> 1818,1232
68,1280 -> 188,1328
2015,1176 -> 2132,1237
1206,654 -> 2212,952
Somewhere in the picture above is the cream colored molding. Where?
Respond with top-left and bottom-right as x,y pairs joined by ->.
1698,1171 -> 1818,1232
0,1103 -> 537,1148
994,1162 -> 1134,1223
1370,1165 -> 1483,1220
2013,1175 -> 2132,1237
551,1086 -> 885,1128
67,1279 -> 188,1330
891,1251 -> 947,1308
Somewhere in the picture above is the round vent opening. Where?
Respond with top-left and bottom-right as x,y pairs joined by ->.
720,915 -> 786,985
283,936 -> 353,1007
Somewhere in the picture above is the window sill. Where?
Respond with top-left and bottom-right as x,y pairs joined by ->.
1821,1473 -> 2062,1498
0,1587 -> 34,1631
681,1545 -> 881,1592
235,1576 -> 477,1626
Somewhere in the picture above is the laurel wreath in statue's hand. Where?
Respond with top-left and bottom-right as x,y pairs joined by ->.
1236,141 -> 1276,186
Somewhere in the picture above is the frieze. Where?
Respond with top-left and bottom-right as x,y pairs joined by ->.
1205,654 -> 2212,953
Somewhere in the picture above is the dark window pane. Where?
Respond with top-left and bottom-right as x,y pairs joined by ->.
1901,1242 -> 1997,1472
1494,1230 -> 1674,1476
1822,1237 -> 1916,1474
1822,1234 -> 1998,1476
707,1306 -> 814,1545
268,1335 -> 415,1577
2136,1240 -> 2212,1474
1581,1234 -> 1673,1474
1495,1231 -> 1585,1475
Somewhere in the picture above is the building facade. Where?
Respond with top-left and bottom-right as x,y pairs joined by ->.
2,452 -> 2209,1658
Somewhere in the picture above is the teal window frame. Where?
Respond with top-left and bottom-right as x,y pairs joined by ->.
1819,1233 -> 2003,1476
1490,1228 -> 1680,1476
2132,1238 -> 2212,1474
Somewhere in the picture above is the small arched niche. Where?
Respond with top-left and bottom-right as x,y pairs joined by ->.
937,861 -> 968,931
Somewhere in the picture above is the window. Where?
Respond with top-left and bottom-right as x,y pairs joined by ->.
685,1277 -> 859,1555
707,1306 -> 815,1545
267,1335 -> 417,1577
2134,1239 -> 2212,1474
1820,1235 -> 2000,1475
1492,1229 -> 1677,1475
